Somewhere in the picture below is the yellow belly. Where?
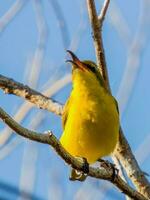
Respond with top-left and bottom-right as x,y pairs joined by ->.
60,70 -> 119,163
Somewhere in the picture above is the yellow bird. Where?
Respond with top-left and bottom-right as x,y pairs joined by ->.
60,51 -> 119,180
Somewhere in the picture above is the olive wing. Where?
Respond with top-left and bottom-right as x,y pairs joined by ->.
62,97 -> 72,129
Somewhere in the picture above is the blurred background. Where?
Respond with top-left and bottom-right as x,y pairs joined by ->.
0,0 -> 150,199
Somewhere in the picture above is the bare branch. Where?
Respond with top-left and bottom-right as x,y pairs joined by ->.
115,129 -> 150,199
18,105 -> 47,198
0,107 -> 147,200
48,0 -> 70,48
19,142 -> 38,199
86,0 -> 110,90
86,0 -> 150,199
108,2 -> 131,47
69,1 -> 88,52
0,0 -> 27,33
98,0 -> 110,28
28,0 -> 48,89
0,138 -> 22,160
135,133 -> 150,165
112,155 -> 131,200
0,102 -> 32,146
0,74 -> 63,116
42,74 -> 71,96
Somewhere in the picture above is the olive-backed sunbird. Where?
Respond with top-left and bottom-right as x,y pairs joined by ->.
60,51 -> 119,180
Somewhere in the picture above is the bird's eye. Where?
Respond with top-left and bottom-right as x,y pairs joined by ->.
85,63 -> 96,73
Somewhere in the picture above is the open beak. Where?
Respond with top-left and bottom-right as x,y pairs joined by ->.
66,50 -> 86,71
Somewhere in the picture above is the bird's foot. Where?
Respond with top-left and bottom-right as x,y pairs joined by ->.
98,158 -> 119,181
69,168 -> 87,182
69,157 -> 89,182
81,157 -> 89,174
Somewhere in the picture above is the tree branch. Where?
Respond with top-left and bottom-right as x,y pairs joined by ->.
98,0 -> 110,28
0,74 -> 63,116
86,0 -> 150,199
115,128 -> 150,198
0,0 -> 27,33
86,0 -> 110,90
0,107 -> 147,200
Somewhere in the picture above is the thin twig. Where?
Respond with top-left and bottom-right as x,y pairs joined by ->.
0,0 -> 27,33
69,1 -> 88,52
48,0 -> 70,48
107,1 -> 131,47
112,156 -> 131,200
135,132 -> 150,165
27,0 -> 48,89
86,0 -> 110,90
0,107 -> 147,200
0,138 -> 22,160
0,102 -> 32,146
18,142 -> 38,200
98,0 -> 110,29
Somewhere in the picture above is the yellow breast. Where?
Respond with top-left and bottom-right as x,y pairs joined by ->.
60,69 -> 119,163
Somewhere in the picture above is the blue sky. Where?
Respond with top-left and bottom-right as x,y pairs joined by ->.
0,0 -> 150,199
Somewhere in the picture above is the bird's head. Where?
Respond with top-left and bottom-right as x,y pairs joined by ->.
66,50 -> 104,86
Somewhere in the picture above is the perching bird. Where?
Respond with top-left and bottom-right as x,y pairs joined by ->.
60,51 -> 119,181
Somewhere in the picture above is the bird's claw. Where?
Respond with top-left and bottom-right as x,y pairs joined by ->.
69,157 -> 89,182
98,159 -> 119,181
69,168 -> 87,182
81,157 -> 89,174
